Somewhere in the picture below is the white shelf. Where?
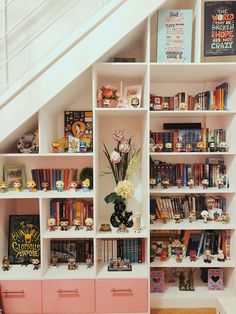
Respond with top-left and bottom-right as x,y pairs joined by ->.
0,265 -> 42,280
150,152 -> 236,157
0,153 -> 93,157
94,62 -> 147,79
97,262 -> 148,279
150,110 -> 236,118
150,187 -> 235,194
44,264 -> 95,279
96,226 -> 148,238
42,228 -> 95,239
0,190 -> 94,199
95,108 -> 147,117
151,257 -> 235,268
150,219 -> 236,231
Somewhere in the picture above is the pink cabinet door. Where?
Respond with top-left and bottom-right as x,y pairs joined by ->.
0,280 -> 42,314
96,279 -> 148,313
42,279 -> 94,314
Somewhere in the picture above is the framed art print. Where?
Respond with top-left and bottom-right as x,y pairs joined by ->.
3,164 -> 26,190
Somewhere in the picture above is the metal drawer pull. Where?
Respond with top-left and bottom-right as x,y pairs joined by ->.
57,289 -> 78,294
111,288 -> 132,293
3,290 -> 24,294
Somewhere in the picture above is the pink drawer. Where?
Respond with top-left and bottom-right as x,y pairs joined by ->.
95,279 -> 148,313
0,280 -> 42,314
42,279 -> 94,314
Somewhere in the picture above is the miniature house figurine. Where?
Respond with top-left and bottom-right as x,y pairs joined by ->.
0,181 -> 8,193
47,217 -> 57,231
201,210 -> 209,223
60,217 -> 69,231
56,180 -> 64,192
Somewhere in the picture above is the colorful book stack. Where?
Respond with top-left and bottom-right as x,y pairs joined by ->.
98,239 -> 145,263
31,168 -> 78,190
51,239 -> 93,263
150,82 -> 228,111
150,158 -> 227,188
50,199 -> 93,227
150,195 -> 226,220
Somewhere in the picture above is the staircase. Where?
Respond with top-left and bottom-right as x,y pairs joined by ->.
0,0 -> 166,145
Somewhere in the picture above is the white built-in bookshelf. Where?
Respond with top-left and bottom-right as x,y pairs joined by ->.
0,0 -> 236,313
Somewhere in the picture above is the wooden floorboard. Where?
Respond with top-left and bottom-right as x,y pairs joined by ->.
151,309 -> 216,314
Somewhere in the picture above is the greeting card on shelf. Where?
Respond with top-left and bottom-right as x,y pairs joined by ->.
123,85 -> 142,108
157,9 -> 192,63
150,270 -> 165,293
208,268 -> 223,290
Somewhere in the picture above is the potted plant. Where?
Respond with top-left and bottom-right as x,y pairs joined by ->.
97,85 -> 119,108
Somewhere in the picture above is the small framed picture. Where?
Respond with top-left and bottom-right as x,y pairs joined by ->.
168,239 -> 186,258
208,268 -> 223,290
3,164 -> 26,190
123,85 -> 142,108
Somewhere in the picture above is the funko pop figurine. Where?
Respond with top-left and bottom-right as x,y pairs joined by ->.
156,143 -> 164,152
208,138 -> 216,152
56,180 -> 64,192
69,181 -> 77,191
218,141 -> 228,152
221,212 -> 229,224
185,143 -> 192,152
204,248 -> 212,263
201,178 -> 209,189
31,258 -> 40,270
201,210 -> 209,223
194,102 -> 202,110
150,214 -> 156,224
47,217 -> 57,231
60,217 -> 69,231
2,256 -> 10,271
85,217 -> 93,231
52,141 -> 60,153
216,177 -> 224,189
176,178 -> 183,188
160,247 -> 168,261
149,138 -> 157,152
162,179 -> 170,189
41,181 -> 49,192
189,250 -> 197,262
73,217 -> 81,230
175,140 -> 183,152
51,253 -> 58,267
131,97 -> 140,108
175,250 -> 183,263
164,142 -> 172,152
26,179 -> 37,192
150,178 -> 157,189
86,255 -> 93,268
197,141 -> 206,152
174,213 -> 181,223
82,179 -> 90,192
188,211 -> 196,223
161,102 -> 169,110
13,180 -> 22,192
161,209 -> 169,223
217,249 -> 225,262
68,258 -> 77,270
0,181 -> 8,193
178,102 -> 187,111
188,178 -> 194,189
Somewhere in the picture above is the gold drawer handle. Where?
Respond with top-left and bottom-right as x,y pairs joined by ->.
3,290 -> 24,294
111,288 -> 132,293
57,289 -> 78,294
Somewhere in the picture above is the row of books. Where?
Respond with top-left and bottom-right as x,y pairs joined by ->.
150,82 -> 228,111
31,168 -> 78,190
150,159 -> 226,188
51,239 -> 93,263
150,195 -> 226,220
49,199 -> 93,226
98,239 -> 145,263
150,128 -> 226,152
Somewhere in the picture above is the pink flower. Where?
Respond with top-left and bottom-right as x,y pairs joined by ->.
119,141 -> 130,153
110,151 -> 121,164
103,87 -> 113,98
113,130 -> 124,142
97,89 -> 103,100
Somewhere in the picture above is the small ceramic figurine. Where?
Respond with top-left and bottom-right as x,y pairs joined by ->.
31,258 -> 40,270
82,179 -> 90,192
117,223 -> 129,233
186,269 -> 195,291
202,178 -> 209,189
161,210 -> 169,223
13,180 -> 22,192
176,178 -> 183,188
41,181 -> 49,192
69,181 -> 77,191
51,253 -> 58,267
204,248 -> 212,263
162,179 -> 170,189
217,249 -> 225,262
2,256 -> 10,271
26,179 -> 37,192
161,102 -> 169,110
197,141 -> 206,152
218,141 -> 228,152
188,211 -> 196,223
175,250 -> 183,263
201,210 -> 209,223
185,143 -> 192,152
0,181 -> 8,193
56,180 -> 64,192
86,255 -> 93,268
68,258 -> 77,270
47,217 -> 57,231
134,212 -> 141,233
189,250 -> 197,262
216,177 -> 224,189
60,217 -> 69,231
85,217 -> 93,231
208,137 -> 216,152
164,142 -> 172,152
174,213 -> 181,223
175,140 -> 183,152
131,97 -> 140,108
188,178 -> 194,189
150,214 -> 156,224
178,102 -> 187,111
221,212 -> 229,224
73,217 -> 81,230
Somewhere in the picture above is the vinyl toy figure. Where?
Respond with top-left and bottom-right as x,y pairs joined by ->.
69,181 -> 77,191
161,210 -> 169,223
201,210 -> 209,223
68,258 -> 77,270
161,102 -> 169,110
86,256 -> 93,268
216,177 -> 224,189
221,212 -> 229,224
0,181 -> 8,193
51,253 -> 58,267
56,180 -> 64,192
131,97 -> 140,108
178,102 -> 187,110
189,250 -> 197,262
217,249 -> 225,262
150,214 -> 156,224
73,217 -> 81,230
188,178 -> 194,189
188,211 -> 196,223
175,141 -> 183,152
41,181 -> 49,192
156,143 -> 164,152
202,178 -> 209,189
175,250 -> 183,263
31,258 -> 40,270
185,143 -> 192,152
85,217 -> 93,231
47,217 -> 57,231
204,248 -> 212,263
162,179 -> 170,189
2,256 -> 10,271
208,138 -> 216,152
26,179 -> 37,192
13,180 -> 22,192
176,178 -> 183,188
164,142 -> 172,152
197,141 -> 206,152
60,217 -> 69,231
82,178 -> 90,192
218,141 -> 228,152
174,213 -> 181,223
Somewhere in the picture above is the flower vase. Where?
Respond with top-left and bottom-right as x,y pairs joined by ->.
98,99 -> 118,108
110,201 -> 133,228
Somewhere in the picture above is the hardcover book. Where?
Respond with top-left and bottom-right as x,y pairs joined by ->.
204,1 -> 236,57
157,9 -> 193,63
8,215 -> 40,264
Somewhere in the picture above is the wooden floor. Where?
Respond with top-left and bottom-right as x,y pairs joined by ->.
151,309 -> 216,314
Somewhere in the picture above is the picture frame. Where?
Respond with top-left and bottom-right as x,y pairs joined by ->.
123,85 -> 142,108
3,164 -> 26,190
168,242 -> 186,258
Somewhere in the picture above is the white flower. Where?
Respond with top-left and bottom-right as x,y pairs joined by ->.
113,130 -> 124,142
110,151 -> 121,164
115,180 -> 134,200
119,141 -> 130,153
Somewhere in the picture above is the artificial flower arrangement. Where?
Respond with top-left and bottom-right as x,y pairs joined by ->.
103,130 -> 140,204
97,85 -> 119,108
